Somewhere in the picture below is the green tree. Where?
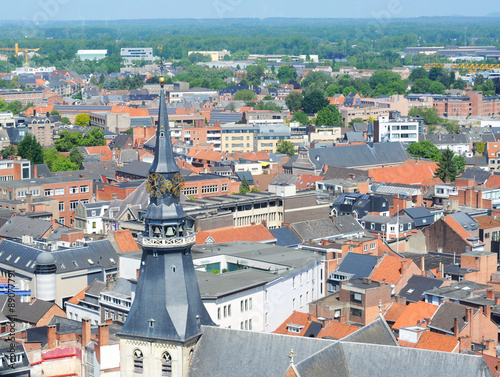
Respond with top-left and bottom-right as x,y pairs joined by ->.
239,176 -> 250,194
285,91 -> 304,113
69,147 -> 84,167
349,117 -> 364,127
444,122 -> 460,134
44,148 -> 79,172
55,130 -> 83,152
316,104 -> 342,126
301,71 -> 333,91
276,139 -> 296,156
263,95 -> 273,101
429,81 -> 446,95
74,113 -> 90,127
124,128 -> 134,135
435,148 -> 458,183
302,90 -> 329,114
61,117 -> 71,125
453,155 -> 466,175
452,78 -> 467,90
277,65 -> 297,83
407,140 -> 440,161
409,68 -> 428,81
50,109 -> 60,116
17,134 -> 44,165
476,142 -> 485,155
411,78 -> 433,93
0,145 -> 16,159
83,127 -> 106,147
291,111 -> 309,125
234,90 -> 256,101
408,107 -> 441,125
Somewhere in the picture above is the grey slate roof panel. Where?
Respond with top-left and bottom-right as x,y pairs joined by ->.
398,275 -> 445,303
335,252 -> 378,279
269,227 -> 302,247
341,316 -> 398,346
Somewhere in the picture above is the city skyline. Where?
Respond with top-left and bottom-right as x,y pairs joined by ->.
0,0 -> 499,21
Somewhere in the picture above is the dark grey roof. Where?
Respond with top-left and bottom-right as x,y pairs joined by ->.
322,166 -> 369,180
0,216 -> 52,239
85,279 -> 107,297
209,112 -> 243,124
0,296 -> 57,324
300,142 -> 409,169
187,326 -> 334,377
291,218 -> 337,241
335,252 -> 378,279
448,211 -> 478,232
460,168 -> 491,185
398,275 -> 445,303
269,227 -> 302,247
189,322 -> 491,377
0,239 -> 118,274
341,315 -> 397,346
344,131 -> 365,142
402,207 -> 434,227
429,301 -> 474,335
235,171 -> 254,185
270,173 -> 299,186
401,251 -> 455,271
116,160 -> 151,178
425,133 -> 469,145
0,343 -> 30,373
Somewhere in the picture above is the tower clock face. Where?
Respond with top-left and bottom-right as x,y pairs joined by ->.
166,172 -> 185,197
146,173 -> 168,198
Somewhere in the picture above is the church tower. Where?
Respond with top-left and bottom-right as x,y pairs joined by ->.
118,76 -> 214,377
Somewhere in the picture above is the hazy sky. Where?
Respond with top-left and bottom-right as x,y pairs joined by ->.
1,0 -> 499,21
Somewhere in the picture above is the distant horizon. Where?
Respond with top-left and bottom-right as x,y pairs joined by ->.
0,0 -> 499,22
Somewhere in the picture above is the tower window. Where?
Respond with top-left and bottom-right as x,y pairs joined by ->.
161,352 -> 172,376
148,318 -> 155,328
153,250 -> 158,258
133,349 -> 143,374
171,266 -> 176,273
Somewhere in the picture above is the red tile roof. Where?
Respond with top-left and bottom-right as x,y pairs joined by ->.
113,229 -> 140,253
370,255 -> 414,285
414,331 -> 459,352
273,311 -> 315,337
66,285 -> 88,305
392,301 -> 439,330
296,174 -> 323,190
195,224 -> 275,245
486,175 -> 500,189
317,321 -> 359,339
444,216 -> 484,248
368,159 -> 438,185
383,302 -> 407,324
475,216 -> 500,229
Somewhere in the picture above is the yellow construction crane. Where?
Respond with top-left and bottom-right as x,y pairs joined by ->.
0,43 -> 41,67
424,62 -> 500,71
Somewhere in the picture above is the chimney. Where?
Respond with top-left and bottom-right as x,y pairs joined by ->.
112,193 -> 118,200
453,317 -> 459,338
465,308 -> 473,325
81,318 -> 91,347
339,315 -> 346,324
495,296 -> 500,306
96,323 -> 109,363
487,289 -> 495,300
420,256 -> 425,275
400,260 -> 408,275
47,325 -> 57,349
484,304 -> 491,319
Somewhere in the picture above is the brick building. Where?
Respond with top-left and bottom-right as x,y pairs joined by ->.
0,176 -> 93,226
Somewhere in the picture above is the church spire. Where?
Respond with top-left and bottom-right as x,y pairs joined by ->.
149,75 -> 180,175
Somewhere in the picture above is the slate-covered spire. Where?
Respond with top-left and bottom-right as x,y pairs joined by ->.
150,77 -> 180,175
367,118 -> 374,142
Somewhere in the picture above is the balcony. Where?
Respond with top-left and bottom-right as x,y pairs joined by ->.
137,233 -> 196,248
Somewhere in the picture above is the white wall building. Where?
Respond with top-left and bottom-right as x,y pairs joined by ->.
374,115 -> 420,144
118,242 -> 323,333
120,48 -> 154,65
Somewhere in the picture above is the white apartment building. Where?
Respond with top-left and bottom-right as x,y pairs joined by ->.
120,47 -> 154,65
374,115 -> 420,144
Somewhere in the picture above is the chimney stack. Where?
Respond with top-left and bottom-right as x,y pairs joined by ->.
453,317 -> 459,338
495,296 -> 500,306
484,304 -> 491,319
420,256 -> 425,276
81,318 -> 91,347
487,289 -> 495,300
47,325 -> 57,349
465,308 -> 473,325
96,323 -> 109,363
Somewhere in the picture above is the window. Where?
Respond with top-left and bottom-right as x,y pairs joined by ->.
70,200 -> 78,210
59,202 -> 64,212
486,233 -> 490,239
248,319 -> 252,330
350,308 -> 363,317
249,298 -> 252,310
241,300 -> 244,312
161,352 -> 172,376
224,306 -> 227,318
364,244 -> 368,251
228,304 -> 231,316
217,308 -> 221,319
370,243 -> 376,250
350,292 -> 362,304
201,184 -> 218,194
55,188 -> 64,196
133,349 -> 144,374
245,299 -> 248,311
70,186 -> 79,194
370,223 -> 375,230
183,186 -> 198,196
222,183 -> 228,192
80,185 -> 89,193
59,218 -> 65,225
44,189 -> 53,196
381,225 -> 386,232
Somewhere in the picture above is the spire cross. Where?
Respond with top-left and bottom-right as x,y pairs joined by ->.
288,349 -> 297,364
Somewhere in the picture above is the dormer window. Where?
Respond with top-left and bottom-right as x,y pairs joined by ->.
287,323 -> 304,334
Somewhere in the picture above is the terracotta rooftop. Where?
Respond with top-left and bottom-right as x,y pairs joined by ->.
368,159 -> 438,185
383,302 -> 407,324
296,174 -> 323,190
414,331 -> 459,353
273,311 -> 316,337
475,216 -> 500,229
444,216 -> 483,248
112,229 -> 140,253
195,224 -> 275,245
392,302 -> 439,330
317,321 -> 359,339
66,285 -> 88,306
485,175 -> 500,189
370,255 -> 414,285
